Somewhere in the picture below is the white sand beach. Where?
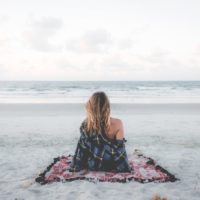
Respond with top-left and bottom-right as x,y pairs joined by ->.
0,103 -> 200,200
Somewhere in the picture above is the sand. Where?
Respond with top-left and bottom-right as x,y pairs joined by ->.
0,103 -> 200,200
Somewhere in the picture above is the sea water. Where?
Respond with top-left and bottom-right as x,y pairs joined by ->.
0,81 -> 200,103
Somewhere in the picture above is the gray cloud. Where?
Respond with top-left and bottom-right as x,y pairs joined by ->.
23,17 -> 63,52
66,29 -> 112,53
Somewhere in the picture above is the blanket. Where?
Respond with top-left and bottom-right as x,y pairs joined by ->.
35,153 -> 178,184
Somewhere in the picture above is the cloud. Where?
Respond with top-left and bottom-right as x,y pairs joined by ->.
0,16 -> 13,53
0,37 -> 9,52
118,39 -> 133,50
0,15 -> 9,23
56,58 -> 81,71
135,49 -> 170,68
195,45 -> 200,56
66,29 -> 112,53
23,17 -> 63,52
0,63 -> 8,78
99,55 -> 132,71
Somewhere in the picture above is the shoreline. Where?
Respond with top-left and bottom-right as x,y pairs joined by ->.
0,103 -> 200,115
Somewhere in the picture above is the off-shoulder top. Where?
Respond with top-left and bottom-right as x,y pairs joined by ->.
69,121 -> 132,173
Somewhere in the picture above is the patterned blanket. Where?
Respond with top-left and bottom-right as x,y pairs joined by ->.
35,153 -> 179,185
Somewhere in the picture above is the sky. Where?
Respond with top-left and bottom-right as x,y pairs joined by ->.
0,0 -> 200,81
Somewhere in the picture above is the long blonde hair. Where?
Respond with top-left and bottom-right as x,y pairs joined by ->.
84,91 -> 111,135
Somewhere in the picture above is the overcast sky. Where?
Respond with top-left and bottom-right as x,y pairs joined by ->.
0,0 -> 200,80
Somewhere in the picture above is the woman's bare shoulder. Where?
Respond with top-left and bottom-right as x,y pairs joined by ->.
110,117 -> 124,139
110,117 -> 123,126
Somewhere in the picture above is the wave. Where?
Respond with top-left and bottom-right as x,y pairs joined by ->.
0,81 -> 200,103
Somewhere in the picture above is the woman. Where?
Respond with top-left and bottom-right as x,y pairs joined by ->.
69,91 -> 132,173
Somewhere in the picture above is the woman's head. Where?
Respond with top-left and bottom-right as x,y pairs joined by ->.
85,91 -> 111,134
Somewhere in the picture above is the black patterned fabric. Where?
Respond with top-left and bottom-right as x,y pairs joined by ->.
69,121 -> 132,173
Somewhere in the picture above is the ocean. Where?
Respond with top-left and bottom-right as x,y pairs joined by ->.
0,81 -> 200,103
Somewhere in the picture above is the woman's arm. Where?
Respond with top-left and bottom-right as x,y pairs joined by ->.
115,119 -> 124,140
69,135 -> 89,172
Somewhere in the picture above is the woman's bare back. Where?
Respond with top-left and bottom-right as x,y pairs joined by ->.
106,117 -> 124,140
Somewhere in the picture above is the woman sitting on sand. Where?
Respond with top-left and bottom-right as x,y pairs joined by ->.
69,91 -> 132,172
36,91 -> 177,184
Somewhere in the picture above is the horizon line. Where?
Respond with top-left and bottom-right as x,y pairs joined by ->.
0,80 -> 200,82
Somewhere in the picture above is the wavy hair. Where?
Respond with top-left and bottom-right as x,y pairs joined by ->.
84,91 -> 111,135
